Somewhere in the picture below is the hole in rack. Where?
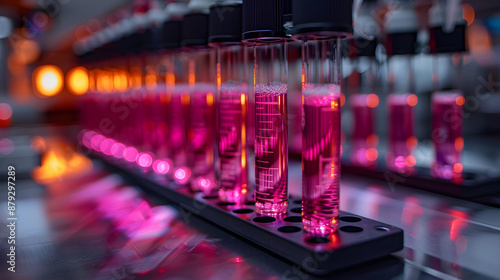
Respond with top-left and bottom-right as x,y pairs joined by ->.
306,237 -> 331,244
202,195 -> 218,200
233,209 -> 254,214
375,226 -> 390,232
253,216 -> 276,223
278,226 -> 301,233
290,207 -> 301,214
340,226 -> 363,233
284,216 -> 302,223
244,201 -> 255,206
293,199 -> 302,204
218,202 -> 236,206
340,216 -> 362,223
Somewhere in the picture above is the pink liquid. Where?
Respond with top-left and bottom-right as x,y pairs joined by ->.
302,84 -> 340,234
254,82 -> 288,214
189,84 -> 217,194
168,86 -> 190,174
218,82 -> 249,203
350,94 -> 377,167
387,94 -> 416,174
431,92 -> 463,180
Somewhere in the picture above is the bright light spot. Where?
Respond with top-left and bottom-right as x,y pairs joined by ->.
366,93 -> 379,108
174,167 -> 191,184
66,66 -> 89,95
394,156 -> 406,169
123,147 -> 139,162
110,142 -> 126,158
453,163 -> 464,173
406,155 -> 416,167
100,138 -> 116,155
456,96 -> 465,106
206,93 -> 214,106
152,159 -> 171,174
33,65 -> 64,97
240,94 -> 246,105
137,153 -> 153,168
90,134 -> 104,151
365,148 -> 378,161
340,93 -> 346,107
407,94 -> 418,107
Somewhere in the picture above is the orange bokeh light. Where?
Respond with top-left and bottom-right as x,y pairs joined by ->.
66,66 -> 89,95
407,94 -> 418,107
407,136 -> 418,149
456,96 -> 465,106
453,163 -> 464,173
33,65 -> 64,97
365,148 -> 378,161
366,93 -> 379,108
406,155 -> 416,167
455,137 -> 464,151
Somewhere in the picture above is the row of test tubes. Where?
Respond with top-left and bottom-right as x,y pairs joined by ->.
77,0 -> 465,235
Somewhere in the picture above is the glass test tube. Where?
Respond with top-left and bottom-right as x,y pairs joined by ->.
301,39 -> 341,235
253,42 -> 288,215
217,45 -> 250,203
187,48 -> 217,194
386,54 -> 417,174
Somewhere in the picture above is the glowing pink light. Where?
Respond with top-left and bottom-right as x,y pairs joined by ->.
110,142 -> 125,158
137,153 -> 153,168
123,147 -> 139,162
100,138 -> 116,155
174,167 -> 191,184
394,156 -> 406,169
90,134 -> 105,151
81,130 -> 97,148
152,159 -> 171,174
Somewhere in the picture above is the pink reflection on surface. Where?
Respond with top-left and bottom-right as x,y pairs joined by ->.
123,147 -> 139,162
152,159 -> 172,175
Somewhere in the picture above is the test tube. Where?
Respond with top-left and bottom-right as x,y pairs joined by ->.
431,92 -> 463,180
350,93 -> 378,167
182,13 -> 217,194
428,1 -> 467,181
384,3 -> 419,174
209,3 -> 250,203
242,0 -> 290,215
292,0 -> 353,234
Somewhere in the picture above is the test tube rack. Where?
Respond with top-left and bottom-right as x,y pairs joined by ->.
90,151 -> 404,276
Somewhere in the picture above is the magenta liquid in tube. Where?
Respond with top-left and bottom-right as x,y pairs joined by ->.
242,0 -> 291,215
350,93 -> 378,167
218,82 -> 249,202
301,84 -> 340,234
292,0 -> 353,233
431,91 -> 463,180
387,93 -> 417,174
254,82 -> 288,214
